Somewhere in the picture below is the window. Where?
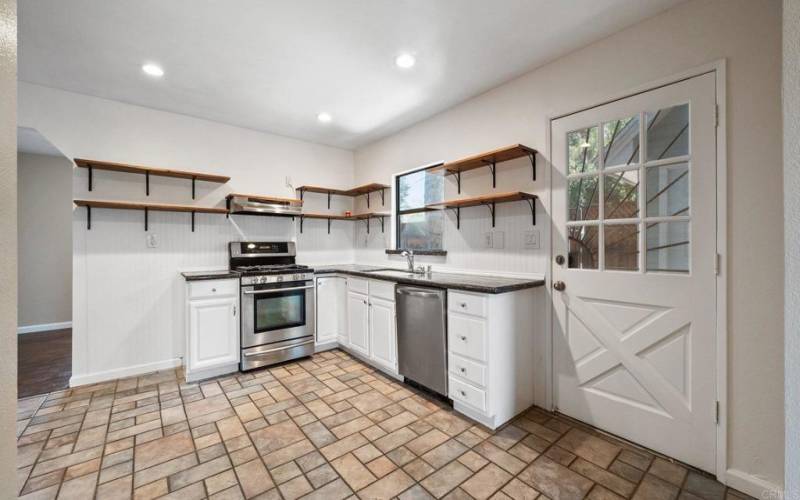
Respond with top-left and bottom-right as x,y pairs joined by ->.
566,103 -> 690,273
395,167 -> 444,251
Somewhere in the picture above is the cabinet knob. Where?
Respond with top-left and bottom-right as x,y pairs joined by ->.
459,302 -> 467,308
459,367 -> 466,373
212,288 -> 217,292
459,390 -> 466,397
459,335 -> 467,341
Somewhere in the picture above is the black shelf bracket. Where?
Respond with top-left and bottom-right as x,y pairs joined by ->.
146,171 -> 150,196
380,189 -> 385,206
327,191 -> 331,209
366,192 -> 370,209
144,207 -> 149,231
365,218 -> 370,234
191,177 -> 196,200
448,170 -> 462,194
528,152 -> 537,181
86,206 -> 91,230
191,211 -> 195,232
481,159 -> 497,188
526,198 -> 536,225
327,218 -> 332,234
225,197 -> 230,218
379,217 -> 385,233
450,207 -> 461,229
88,166 -> 93,192
298,188 -> 305,201
483,201 -> 496,227
299,215 -> 305,234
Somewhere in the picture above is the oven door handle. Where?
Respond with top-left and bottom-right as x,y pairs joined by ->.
243,339 -> 315,357
242,285 -> 314,295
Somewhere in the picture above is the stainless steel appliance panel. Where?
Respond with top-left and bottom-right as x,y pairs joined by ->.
241,281 -> 315,348
395,285 -> 448,396
240,337 -> 315,371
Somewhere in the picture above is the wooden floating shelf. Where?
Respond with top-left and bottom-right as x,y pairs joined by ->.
429,144 -> 538,193
73,199 -> 227,231
74,158 -> 230,199
298,211 -> 390,234
426,191 -> 537,228
296,183 -> 390,208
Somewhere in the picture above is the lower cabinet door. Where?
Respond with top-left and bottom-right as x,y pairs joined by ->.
188,296 -> 239,372
347,291 -> 370,356
316,277 -> 340,345
369,296 -> 396,370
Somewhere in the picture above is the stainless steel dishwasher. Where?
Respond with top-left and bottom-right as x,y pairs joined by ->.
395,285 -> 448,396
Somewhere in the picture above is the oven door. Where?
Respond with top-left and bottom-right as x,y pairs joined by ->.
241,280 -> 315,348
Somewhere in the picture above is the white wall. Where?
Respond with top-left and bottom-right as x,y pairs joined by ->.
784,0 -> 799,498
354,0 -> 784,494
17,152 -> 72,329
0,0 -> 16,491
18,82 -> 358,385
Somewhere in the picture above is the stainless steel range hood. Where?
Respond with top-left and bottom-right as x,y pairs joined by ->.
226,193 -> 303,216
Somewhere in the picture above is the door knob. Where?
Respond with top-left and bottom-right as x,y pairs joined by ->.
553,281 -> 566,291
555,255 -> 565,265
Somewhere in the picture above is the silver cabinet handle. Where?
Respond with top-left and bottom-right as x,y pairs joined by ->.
243,285 -> 313,295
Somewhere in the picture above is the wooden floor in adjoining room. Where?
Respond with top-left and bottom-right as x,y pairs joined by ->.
18,328 -> 72,399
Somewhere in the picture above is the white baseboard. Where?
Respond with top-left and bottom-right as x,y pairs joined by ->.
70,358 -> 182,387
314,340 -> 339,352
725,468 -> 784,499
18,321 -> 72,334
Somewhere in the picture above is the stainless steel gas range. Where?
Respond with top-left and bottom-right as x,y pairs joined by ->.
229,241 -> 315,370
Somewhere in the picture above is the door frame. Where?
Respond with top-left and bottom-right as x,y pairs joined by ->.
545,59 -> 728,481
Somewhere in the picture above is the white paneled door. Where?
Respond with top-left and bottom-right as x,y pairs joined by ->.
552,73 -> 718,472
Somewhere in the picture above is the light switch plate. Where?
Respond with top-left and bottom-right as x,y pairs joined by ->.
483,232 -> 493,248
493,231 -> 505,249
524,230 -> 540,249
146,234 -> 159,248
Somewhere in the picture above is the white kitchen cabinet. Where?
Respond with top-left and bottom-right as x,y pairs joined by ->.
369,296 -> 396,371
447,288 -> 538,430
185,278 -> 240,383
347,290 -> 370,357
316,275 -> 347,348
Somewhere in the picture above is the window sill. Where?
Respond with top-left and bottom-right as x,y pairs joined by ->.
385,249 -> 448,256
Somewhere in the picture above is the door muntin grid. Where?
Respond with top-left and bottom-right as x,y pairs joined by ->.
566,103 -> 691,273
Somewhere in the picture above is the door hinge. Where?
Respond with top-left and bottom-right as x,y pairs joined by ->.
715,401 -> 720,424
715,253 -> 721,276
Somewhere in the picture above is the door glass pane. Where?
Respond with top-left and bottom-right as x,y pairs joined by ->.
398,211 -> 443,251
604,169 -> 639,219
255,291 -> 305,333
646,104 -> 689,161
646,162 -> 689,217
568,126 -> 598,175
605,224 -> 639,271
646,221 -> 689,273
568,225 -> 598,269
603,115 -> 640,167
569,176 -> 599,221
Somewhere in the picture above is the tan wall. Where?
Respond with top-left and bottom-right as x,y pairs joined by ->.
17,152 -> 72,328
0,0 -> 16,495
355,0 -> 784,491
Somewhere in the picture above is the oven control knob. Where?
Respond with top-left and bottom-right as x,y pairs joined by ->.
277,276 -> 284,282
294,274 -> 300,280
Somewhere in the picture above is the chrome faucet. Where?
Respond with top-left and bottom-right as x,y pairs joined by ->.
401,250 -> 415,272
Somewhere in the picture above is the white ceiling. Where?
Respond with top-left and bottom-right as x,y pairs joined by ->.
17,127 -> 66,157
19,0 -> 685,150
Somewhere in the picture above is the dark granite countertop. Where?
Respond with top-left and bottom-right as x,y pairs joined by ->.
313,264 -> 544,294
181,270 -> 241,281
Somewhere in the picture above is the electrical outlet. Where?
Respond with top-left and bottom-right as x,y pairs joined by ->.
524,230 -> 540,249
483,231 -> 493,248
146,234 -> 159,248
492,231 -> 505,249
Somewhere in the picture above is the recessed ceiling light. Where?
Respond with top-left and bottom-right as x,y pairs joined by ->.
317,112 -> 332,123
141,63 -> 164,77
395,53 -> 416,69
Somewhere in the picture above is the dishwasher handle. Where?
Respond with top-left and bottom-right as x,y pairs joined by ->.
396,287 -> 444,298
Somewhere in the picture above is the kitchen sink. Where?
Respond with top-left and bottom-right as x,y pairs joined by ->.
363,269 -> 424,278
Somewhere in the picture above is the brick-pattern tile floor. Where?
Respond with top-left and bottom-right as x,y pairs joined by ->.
17,349 -> 753,499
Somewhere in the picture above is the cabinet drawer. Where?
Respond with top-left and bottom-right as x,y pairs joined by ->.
449,353 -> 486,387
348,277 -> 369,295
448,314 -> 487,362
189,279 -> 239,299
448,291 -> 487,318
369,280 -> 395,301
449,377 -> 487,412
